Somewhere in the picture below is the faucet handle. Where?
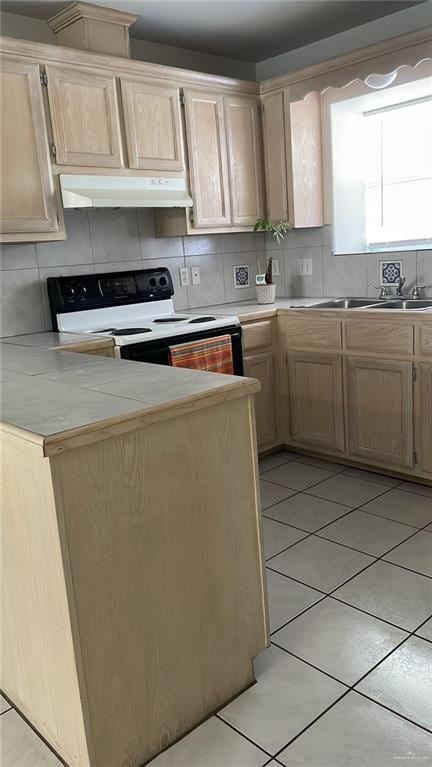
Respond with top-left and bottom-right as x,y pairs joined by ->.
375,286 -> 389,299
412,285 -> 426,299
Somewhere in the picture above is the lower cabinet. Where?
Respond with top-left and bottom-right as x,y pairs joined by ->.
346,356 -> 414,469
417,363 -> 432,476
287,351 -> 345,452
243,351 -> 275,448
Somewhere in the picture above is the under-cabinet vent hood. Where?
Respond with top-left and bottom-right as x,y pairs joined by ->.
60,175 -> 193,209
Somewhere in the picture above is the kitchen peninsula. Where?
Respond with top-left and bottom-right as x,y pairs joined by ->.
0,338 -> 268,767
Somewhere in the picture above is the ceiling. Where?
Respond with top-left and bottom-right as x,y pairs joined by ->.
1,0 -> 425,61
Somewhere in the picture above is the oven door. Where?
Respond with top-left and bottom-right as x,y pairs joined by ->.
120,325 -> 244,375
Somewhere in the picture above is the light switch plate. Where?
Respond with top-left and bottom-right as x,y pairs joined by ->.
179,267 -> 190,287
191,266 -> 201,285
298,258 -> 313,276
272,258 -> 280,277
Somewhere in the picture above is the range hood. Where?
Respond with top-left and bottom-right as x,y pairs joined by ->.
60,175 -> 193,208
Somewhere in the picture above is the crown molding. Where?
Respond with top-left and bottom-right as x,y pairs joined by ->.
260,27 -> 432,94
48,2 -> 138,33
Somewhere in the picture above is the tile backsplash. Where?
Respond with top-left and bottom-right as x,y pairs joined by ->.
1,213 -> 431,338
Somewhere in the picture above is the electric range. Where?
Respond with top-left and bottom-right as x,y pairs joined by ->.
47,267 -> 244,374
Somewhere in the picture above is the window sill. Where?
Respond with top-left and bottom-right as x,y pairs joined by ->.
333,243 -> 432,256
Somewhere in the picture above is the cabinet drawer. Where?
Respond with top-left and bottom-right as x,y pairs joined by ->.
416,324 -> 432,358
282,317 -> 341,350
345,321 -> 414,355
242,321 -> 273,352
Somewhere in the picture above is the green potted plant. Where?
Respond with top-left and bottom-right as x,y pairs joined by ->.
253,218 -> 292,303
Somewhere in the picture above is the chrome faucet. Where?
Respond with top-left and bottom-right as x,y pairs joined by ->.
396,276 -> 406,297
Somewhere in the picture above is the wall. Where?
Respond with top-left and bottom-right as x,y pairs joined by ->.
130,38 -> 255,80
256,1 -> 432,80
3,214 -> 431,337
267,226 -> 432,300
0,11 -> 56,44
0,211 -> 271,337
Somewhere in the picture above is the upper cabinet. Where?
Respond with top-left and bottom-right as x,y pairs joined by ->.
156,89 -> 265,235
183,89 -> 232,228
225,95 -> 264,226
120,79 -> 184,171
45,66 -> 124,168
0,59 -> 63,243
262,89 -> 323,228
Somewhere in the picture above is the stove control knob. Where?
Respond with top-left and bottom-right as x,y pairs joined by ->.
62,283 -> 75,298
74,283 -> 87,297
159,276 -> 167,286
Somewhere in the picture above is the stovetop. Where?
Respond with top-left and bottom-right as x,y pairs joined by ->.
48,267 -> 239,345
84,311 -> 238,346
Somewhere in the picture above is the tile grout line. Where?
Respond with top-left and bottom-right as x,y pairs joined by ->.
214,714 -> 274,761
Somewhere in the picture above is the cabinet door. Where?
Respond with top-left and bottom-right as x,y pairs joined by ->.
224,95 -> 264,226
244,351 -> 275,448
261,91 -> 288,222
287,352 -> 344,452
416,363 -> 432,476
120,79 -> 183,171
346,356 -> 413,469
284,91 -> 323,228
45,66 -> 123,167
0,60 -> 59,236
183,90 -> 231,228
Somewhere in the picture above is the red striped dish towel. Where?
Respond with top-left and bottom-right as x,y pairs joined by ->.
168,334 -> 234,374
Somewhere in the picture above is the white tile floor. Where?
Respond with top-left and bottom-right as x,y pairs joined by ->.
1,451 -> 432,766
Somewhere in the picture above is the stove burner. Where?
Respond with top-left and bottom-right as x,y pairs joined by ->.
112,327 -> 152,335
153,316 -> 189,323
188,316 -> 217,323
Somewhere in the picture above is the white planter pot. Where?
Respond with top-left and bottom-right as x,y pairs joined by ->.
256,283 -> 276,304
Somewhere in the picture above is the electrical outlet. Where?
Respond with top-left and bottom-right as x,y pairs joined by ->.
298,258 -> 313,276
272,258 -> 280,277
191,266 -> 201,285
179,267 -> 190,287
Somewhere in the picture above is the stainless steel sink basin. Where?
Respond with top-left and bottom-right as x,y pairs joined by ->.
373,300 -> 432,311
310,298 -> 380,309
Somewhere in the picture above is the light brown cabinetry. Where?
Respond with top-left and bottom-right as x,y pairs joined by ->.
244,351 -> 275,448
156,90 -> 264,235
346,356 -> 414,469
225,95 -> 264,226
287,352 -> 345,452
0,60 -> 63,243
416,363 -> 432,476
183,89 -> 231,228
262,90 -> 323,227
120,79 -> 184,171
279,311 -> 431,481
45,65 -> 123,167
242,319 -> 275,449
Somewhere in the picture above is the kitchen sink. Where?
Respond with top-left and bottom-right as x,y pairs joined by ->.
309,298 -> 432,311
310,298 -> 380,309
372,300 -> 432,310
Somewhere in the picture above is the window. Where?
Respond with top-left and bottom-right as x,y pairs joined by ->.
327,70 -> 432,254
365,99 -> 432,247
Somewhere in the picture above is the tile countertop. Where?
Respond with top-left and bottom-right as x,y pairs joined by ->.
0,340 -> 258,451
190,298 -> 329,322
